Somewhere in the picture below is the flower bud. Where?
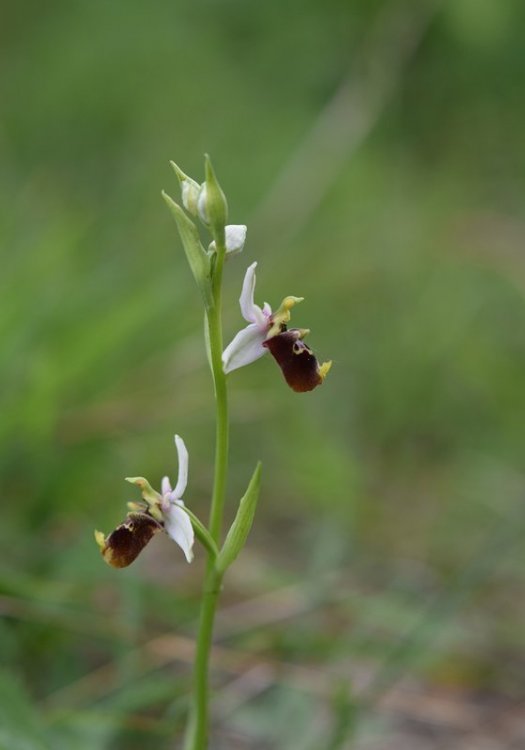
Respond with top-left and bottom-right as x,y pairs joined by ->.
199,155 -> 228,244
170,161 -> 200,216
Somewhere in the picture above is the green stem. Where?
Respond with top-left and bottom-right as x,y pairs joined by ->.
184,243 -> 228,750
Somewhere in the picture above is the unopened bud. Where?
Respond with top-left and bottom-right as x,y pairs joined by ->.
199,155 -> 228,243
170,161 -> 200,215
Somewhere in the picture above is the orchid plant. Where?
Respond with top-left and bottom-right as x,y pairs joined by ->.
95,156 -> 331,749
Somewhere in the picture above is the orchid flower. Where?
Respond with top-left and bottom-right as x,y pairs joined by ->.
222,262 -> 332,391
222,262 -> 302,374
95,435 -> 195,567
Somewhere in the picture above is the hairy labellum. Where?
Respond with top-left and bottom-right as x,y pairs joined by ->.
263,329 -> 330,392
98,512 -> 162,568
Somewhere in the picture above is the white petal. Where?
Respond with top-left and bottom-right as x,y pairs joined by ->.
239,262 -> 266,327
225,224 -> 247,254
172,434 -> 189,499
222,323 -> 268,373
209,225 -> 247,256
161,476 -> 172,496
164,502 -> 194,562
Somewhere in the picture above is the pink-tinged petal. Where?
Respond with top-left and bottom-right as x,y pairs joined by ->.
239,262 -> 257,322
172,434 -> 189,499
239,263 -> 266,328
222,323 -> 268,374
163,502 -> 194,562
161,476 -> 172,496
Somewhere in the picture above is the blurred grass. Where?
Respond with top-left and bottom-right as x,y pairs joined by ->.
1,0 -> 525,747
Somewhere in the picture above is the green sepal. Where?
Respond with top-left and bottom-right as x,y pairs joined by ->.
162,191 -> 213,309
203,154 -> 228,248
216,462 -> 262,574
125,476 -> 159,505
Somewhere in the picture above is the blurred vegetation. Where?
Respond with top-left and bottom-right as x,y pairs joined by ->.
1,0 -> 525,748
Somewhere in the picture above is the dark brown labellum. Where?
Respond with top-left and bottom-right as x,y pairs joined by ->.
263,329 -> 324,392
100,512 -> 162,568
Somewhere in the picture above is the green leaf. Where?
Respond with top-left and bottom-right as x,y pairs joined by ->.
216,462 -> 262,573
162,191 -> 213,308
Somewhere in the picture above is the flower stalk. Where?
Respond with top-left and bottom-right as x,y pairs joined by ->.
95,154 -> 330,750
184,209 -> 229,750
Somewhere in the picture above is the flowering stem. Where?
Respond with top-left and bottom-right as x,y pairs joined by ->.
208,243 -> 229,543
184,242 -> 228,750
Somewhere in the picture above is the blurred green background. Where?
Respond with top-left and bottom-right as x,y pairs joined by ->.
2,0 -> 525,748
